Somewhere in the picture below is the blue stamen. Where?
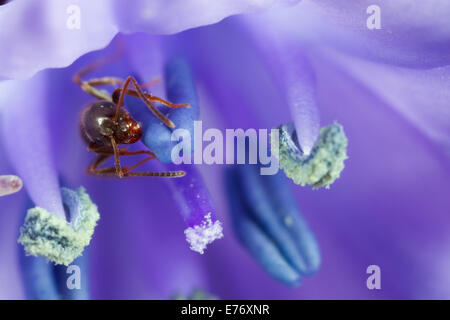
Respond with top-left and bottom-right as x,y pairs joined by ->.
18,186 -> 100,266
165,163 -> 223,254
226,167 -> 302,287
273,122 -> 348,189
225,164 -> 321,286
126,58 -> 222,254
19,253 -> 90,300
53,253 -> 90,300
126,57 -> 198,162
19,198 -> 90,300
19,254 -> 59,300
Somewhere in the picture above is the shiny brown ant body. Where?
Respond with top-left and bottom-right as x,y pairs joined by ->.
74,60 -> 189,178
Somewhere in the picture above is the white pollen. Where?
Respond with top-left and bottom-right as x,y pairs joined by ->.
184,213 -> 223,254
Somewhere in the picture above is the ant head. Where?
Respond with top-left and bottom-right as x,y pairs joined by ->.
115,111 -> 142,145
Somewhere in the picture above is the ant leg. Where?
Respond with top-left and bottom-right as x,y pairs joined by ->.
86,77 -> 160,89
88,153 -> 184,178
115,89 -> 190,109
114,76 -> 177,128
73,44 -> 124,100
87,139 -> 124,177
87,153 -> 114,176
110,137 -> 124,178
90,146 -> 156,158
125,171 -> 186,177
73,61 -> 106,86
123,156 -> 154,173
85,77 -> 125,87
117,150 -> 184,177
78,76 -> 128,102
147,95 -> 190,109
119,149 -> 157,158
76,82 -> 112,101
88,144 -> 116,154
80,76 -> 160,101
73,44 -> 123,85
140,77 -> 161,89
75,76 -> 161,103
89,166 -> 117,176
88,145 -> 156,174
87,143 -> 180,178
121,155 -> 186,177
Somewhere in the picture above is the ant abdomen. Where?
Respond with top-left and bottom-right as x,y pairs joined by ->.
81,101 -> 117,147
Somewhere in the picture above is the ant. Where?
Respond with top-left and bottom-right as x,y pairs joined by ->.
73,59 -> 189,178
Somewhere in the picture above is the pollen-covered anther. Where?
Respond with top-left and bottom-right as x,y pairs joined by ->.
18,187 -> 100,266
272,122 -> 348,189
184,212 -> 223,254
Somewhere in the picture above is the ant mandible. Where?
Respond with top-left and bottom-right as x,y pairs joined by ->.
73,59 -> 189,178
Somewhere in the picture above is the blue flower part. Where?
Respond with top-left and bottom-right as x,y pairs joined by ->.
19,254 -> 59,300
261,169 -> 321,276
164,163 -> 223,254
226,164 -> 320,286
53,253 -> 90,300
18,187 -> 99,266
19,197 -> 90,300
125,57 -> 199,163
19,252 -> 90,300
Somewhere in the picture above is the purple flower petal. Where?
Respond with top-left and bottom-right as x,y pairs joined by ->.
0,74 -> 65,218
0,0 -> 300,81
313,0 -> 450,67
310,47 -> 450,155
114,0 -> 300,35
0,0 -> 117,80
247,2 -> 450,68
0,178 -> 24,299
